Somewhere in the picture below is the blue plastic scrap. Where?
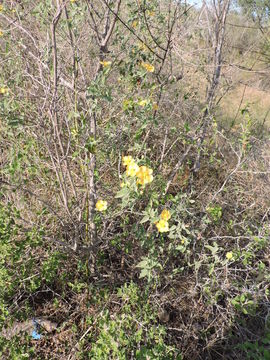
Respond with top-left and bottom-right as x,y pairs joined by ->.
31,318 -> 42,340
31,329 -> 42,340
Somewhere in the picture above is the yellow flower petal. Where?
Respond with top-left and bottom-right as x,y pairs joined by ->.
160,209 -> 171,221
122,155 -> 135,167
156,219 -> 169,233
136,166 -> 153,185
138,99 -> 148,107
138,42 -> 148,52
226,252 -> 233,260
126,162 -> 139,177
141,62 -> 155,73
100,61 -> 112,67
95,199 -> 108,212
0,87 -> 8,94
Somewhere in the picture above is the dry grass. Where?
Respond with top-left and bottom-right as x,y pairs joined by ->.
219,83 -> 270,127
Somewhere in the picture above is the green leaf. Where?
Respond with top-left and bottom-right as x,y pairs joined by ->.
139,268 -> 149,279
140,214 -> 150,224
136,259 -> 148,269
115,187 -> 130,199
205,242 -> 219,255
240,294 -> 246,303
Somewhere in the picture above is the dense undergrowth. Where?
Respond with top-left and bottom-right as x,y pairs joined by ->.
0,0 -> 270,359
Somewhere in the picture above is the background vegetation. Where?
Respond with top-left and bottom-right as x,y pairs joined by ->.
0,0 -> 269,359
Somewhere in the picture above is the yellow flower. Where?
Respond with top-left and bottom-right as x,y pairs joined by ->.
226,252 -> 233,260
120,182 -> 126,188
0,87 -> 7,94
136,166 -> 153,185
138,42 -> 148,52
0,30 -> 3,37
70,0 -> 76,3
126,162 -> 139,177
156,219 -> 169,233
100,61 -> 112,67
153,103 -> 158,111
0,5 -> 3,11
95,199 -> 108,212
160,209 -> 171,221
141,62 -> 155,73
138,99 -> 148,107
132,20 -> 138,28
122,155 -> 135,167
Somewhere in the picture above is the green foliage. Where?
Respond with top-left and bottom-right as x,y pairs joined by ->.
0,199 -> 65,325
0,0 -> 270,358
206,205 -> 223,222
237,0 -> 270,21
231,293 -> 257,315
136,256 -> 163,282
0,201 -> 20,300
237,329 -> 270,360
0,335 -> 34,360
87,283 -> 181,359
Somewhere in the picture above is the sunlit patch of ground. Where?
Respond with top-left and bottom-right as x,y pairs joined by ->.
219,83 -> 270,128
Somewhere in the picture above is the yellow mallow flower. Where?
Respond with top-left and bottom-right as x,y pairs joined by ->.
0,87 -> 8,94
100,61 -> 112,67
138,99 -> 148,107
156,219 -> 169,233
95,199 -> 108,212
138,42 -> 148,52
160,209 -> 171,221
120,181 -> 130,188
141,62 -> 155,73
226,252 -> 233,260
122,155 -> 135,167
136,166 -> 153,185
147,11 -> 155,17
126,162 -> 139,177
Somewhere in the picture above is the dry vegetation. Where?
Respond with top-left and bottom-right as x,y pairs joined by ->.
0,0 -> 269,359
